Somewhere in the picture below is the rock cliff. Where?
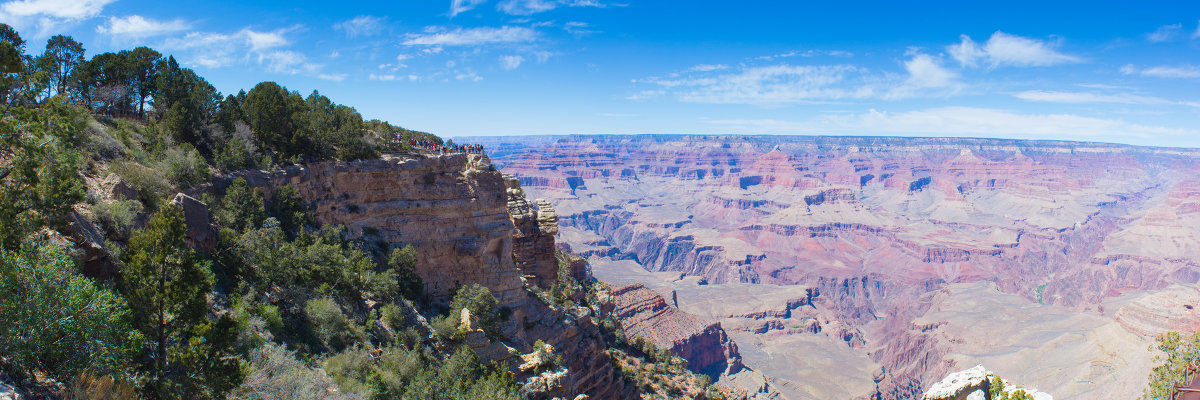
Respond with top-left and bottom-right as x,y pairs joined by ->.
598,283 -> 742,377
220,153 -> 633,398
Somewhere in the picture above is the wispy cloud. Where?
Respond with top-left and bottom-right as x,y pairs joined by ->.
403,26 -> 538,46
334,15 -> 387,38
159,26 -> 334,80
948,31 -> 1081,68
1148,23 -> 1182,42
499,54 -> 524,70
96,15 -> 190,38
1121,64 -> 1200,78
1013,90 -> 1200,107
449,0 -> 488,17
635,53 -> 958,105
563,21 -> 598,36
0,0 -> 115,36
707,107 -> 1196,141
497,0 -> 605,15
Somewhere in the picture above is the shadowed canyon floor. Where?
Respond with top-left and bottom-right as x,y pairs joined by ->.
463,134 -> 1200,399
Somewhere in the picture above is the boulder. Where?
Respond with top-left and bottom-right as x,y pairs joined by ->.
171,193 -> 217,253
922,365 -> 990,400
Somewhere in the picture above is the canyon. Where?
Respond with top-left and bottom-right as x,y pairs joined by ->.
462,134 -> 1200,399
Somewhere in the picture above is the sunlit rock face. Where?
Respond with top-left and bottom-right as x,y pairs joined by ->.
468,134 -> 1200,399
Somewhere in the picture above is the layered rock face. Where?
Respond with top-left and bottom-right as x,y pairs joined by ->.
464,134 -> 1200,399
598,283 -> 742,376
226,153 -> 635,398
231,154 -> 527,306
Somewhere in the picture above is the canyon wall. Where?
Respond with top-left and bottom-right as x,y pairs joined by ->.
222,153 -> 637,397
465,134 -> 1200,399
598,283 -> 742,377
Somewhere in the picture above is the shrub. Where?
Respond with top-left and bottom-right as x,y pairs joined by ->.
215,178 -> 266,232
68,371 -> 137,400
448,284 -> 502,339
305,297 -> 364,351
109,160 -> 170,209
323,348 -> 375,395
388,245 -> 423,301
93,199 -> 143,238
1141,330 -> 1200,400
160,143 -> 211,189
0,243 -> 141,382
230,343 -> 332,400
270,185 -> 310,236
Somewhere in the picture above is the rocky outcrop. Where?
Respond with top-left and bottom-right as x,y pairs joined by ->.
171,193 -> 217,253
599,284 -> 741,376
220,153 -> 635,398
229,154 -> 528,306
1115,285 -> 1200,338
921,365 -> 990,400
506,175 -> 560,289
922,365 -> 1052,400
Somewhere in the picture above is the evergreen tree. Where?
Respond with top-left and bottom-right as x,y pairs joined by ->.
123,203 -> 212,396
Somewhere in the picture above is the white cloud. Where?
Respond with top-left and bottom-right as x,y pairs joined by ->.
1148,23 -> 1182,42
647,64 -> 872,105
497,0 -> 604,15
902,54 -> 957,89
1142,65 -> 1200,78
258,50 -> 316,74
1014,90 -> 1200,107
948,31 -> 1081,68
318,73 -> 347,82
450,0 -> 488,17
456,71 -> 483,82
159,26 -> 337,80
334,15 -> 386,38
1194,19 -> 1200,39
707,107 -> 1196,142
499,54 -> 524,70
686,64 -> 728,72
826,107 -> 1192,140
637,53 -> 958,105
0,0 -> 111,19
403,26 -> 537,46
1121,64 -> 1200,78
0,0 -> 115,36
533,51 -> 553,63
563,21 -> 597,36
96,15 -> 190,38
370,73 -> 399,81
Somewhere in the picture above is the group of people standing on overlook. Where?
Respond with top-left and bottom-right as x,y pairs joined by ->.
407,139 -> 485,155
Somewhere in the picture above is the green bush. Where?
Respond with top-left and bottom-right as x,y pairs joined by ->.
159,143 -> 211,189
323,348 -> 375,395
109,160 -> 171,209
0,243 -> 141,382
230,343 -> 332,400
93,199 -> 143,238
448,284 -> 502,339
305,297 -> 364,351
1142,331 -> 1200,400
215,178 -> 266,232
388,245 -> 423,301
270,185 -> 310,236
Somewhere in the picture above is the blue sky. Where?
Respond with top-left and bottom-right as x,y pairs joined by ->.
3,1 -> 1200,147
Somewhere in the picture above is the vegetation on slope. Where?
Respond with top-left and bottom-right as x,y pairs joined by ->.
0,24 -> 714,399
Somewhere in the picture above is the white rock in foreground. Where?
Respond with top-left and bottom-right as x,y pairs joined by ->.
923,365 -> 991,400
922,365 -> 1053,400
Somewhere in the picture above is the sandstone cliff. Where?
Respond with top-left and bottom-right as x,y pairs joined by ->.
218,153 -> 633,398
598,283 -> 742,377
